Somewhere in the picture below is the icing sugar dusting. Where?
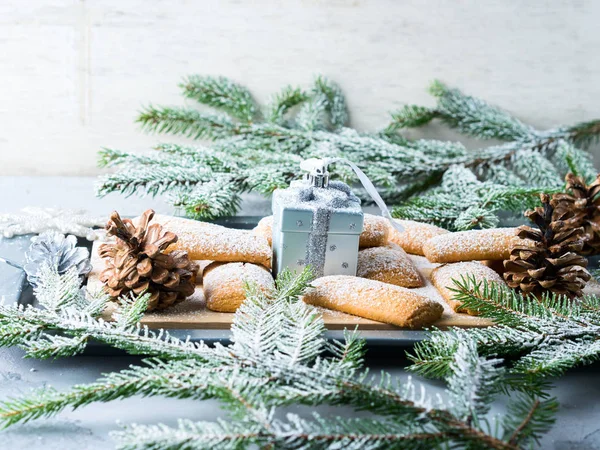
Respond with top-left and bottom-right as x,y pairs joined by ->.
153,214 -> 271,266
357,244 -> 422,287
389,219 -> 448,254
305,275 -> 443,328
424,228 -> 518,262
360,214 -> 389,247
204,262 -> 274,293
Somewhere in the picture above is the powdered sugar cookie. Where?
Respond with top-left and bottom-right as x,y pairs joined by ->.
252,216 -> 273,246
423,228 -> 517,263
151,214 -> 272,268
360,214 -> 389,248
388,219 -> 448,255
357,243 -> 423,288
203,262 -> 275,313
431,261 -> 506,314
303,276 -> 443,328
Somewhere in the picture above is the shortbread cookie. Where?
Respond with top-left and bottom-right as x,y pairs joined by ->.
360,214 -> 390,248
303,276 -> 443,328
203,262 -> 275,313
431,262 -> 506,314
388,219 -> 448,255
151,214 -> 272,268
252,216 -> 273,246
423,228 -> 517,263
357,243 -> 423,288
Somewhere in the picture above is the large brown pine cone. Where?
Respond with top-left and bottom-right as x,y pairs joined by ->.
551,173 -> 600,255
98,210 -> 199,311
503,194 -> 591,298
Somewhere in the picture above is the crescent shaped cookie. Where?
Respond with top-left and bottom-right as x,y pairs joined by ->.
360,214 -> 390,248
303,276 -> 443,328
151,214 -> 272,268
203,262 -> 275,313
431,261 -> 506,314
388,219 -> 449,256
357,243 -> 423,288
423,228 -> 518,263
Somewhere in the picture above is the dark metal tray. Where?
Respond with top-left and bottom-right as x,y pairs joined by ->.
0,217 -> 428,352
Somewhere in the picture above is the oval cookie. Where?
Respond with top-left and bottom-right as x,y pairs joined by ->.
152,214 -> 272,268
423,228 -> 517,263
203,262 -> 275,313
303,276 -> 443,328
360,214 -> 390,248
357,244 -> 423,288
388,219 -> 448,255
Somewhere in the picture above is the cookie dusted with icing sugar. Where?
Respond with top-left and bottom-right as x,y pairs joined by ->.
151,214 -> 272,268
423,228 -> 518,263
303,276 -> 443,328
203,262 -> 275,313
357,243 -> 423,288
359,214 -> 390,248
388,219 -> 449,256
431,262 -> 506,314
252,216 -> 273,246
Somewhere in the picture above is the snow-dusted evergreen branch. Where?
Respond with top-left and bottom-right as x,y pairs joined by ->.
408,276 -> 600,388
99,74 -> 599,228
180,75 -> 258,122
0,266 -> 556,449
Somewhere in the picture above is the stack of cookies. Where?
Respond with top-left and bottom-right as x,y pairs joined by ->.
96,213 -> 516,329
253,215 -> 515,325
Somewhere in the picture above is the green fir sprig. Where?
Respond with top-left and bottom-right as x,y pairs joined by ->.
0,265 -> 557,449
98,75 -> 600,229
408,276 -> 600,390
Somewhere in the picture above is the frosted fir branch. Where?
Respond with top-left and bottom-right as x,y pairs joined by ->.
180,75 -> 258,122
386,105 -> 441,133
95,165 -> 214,198
408,277 -> 600,384
0,266 -> 551,449
313,75 -> 350,129
428,80 -> 537,141
98,148 -> 198,169
0,302 -> 218,362
296,96 -> 328,131
502,395 -> 558,447
137,105 -> 240,140
549,140 -> 598,184
264,85 -> 309,124
112,415 -> 447,450
565,119 -> 600,149
392,165 -> 551,230
509,149 -> 563,189
171,177 -> 242,220
447,336 -> 504,422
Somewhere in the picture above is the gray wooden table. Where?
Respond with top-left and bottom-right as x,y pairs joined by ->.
0,177 -> 599,450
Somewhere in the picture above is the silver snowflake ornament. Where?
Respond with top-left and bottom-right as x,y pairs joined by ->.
0,207 -> 107,240
24,231 -> 92,287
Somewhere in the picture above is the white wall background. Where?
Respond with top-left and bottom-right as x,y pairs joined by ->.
1,0 -> 599,176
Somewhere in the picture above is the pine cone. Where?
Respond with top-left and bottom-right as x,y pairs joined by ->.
551,173 -> 600,255
98,210 -> 199,311
503,194 -> 591,298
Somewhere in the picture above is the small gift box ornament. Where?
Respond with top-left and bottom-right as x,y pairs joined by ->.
272,158 -> 403,278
